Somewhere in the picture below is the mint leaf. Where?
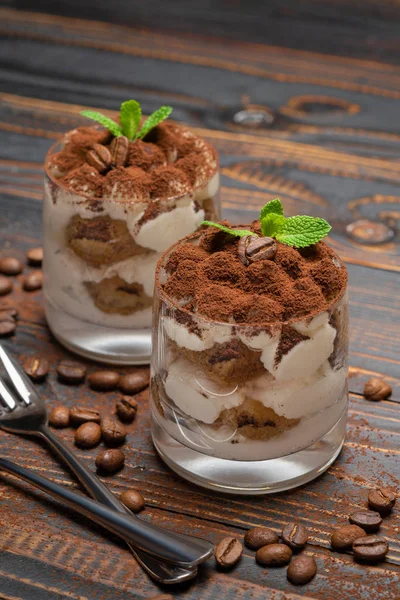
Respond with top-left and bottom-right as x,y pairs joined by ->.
275,216 -> 331,247
80,110 -> 122,137
120,100 -> 141,141
260,198 -> 283,220
260,213 -> 286,237
137,106 -> 173,140
202,221 -> 255,238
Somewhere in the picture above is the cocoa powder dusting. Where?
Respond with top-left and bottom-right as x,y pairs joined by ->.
275,326 -> 309,364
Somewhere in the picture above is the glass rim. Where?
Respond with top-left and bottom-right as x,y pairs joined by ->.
155,230 -> 348,331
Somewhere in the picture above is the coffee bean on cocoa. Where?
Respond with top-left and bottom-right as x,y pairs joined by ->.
120,489 -> 145,513
86,144 -> 111,172
281,523 -> 309,551
244,527 -> 279,550
57,361 -> 87,385
364,378 -> 392,401
0,315 -> 16,336
88,370 -> 120,391
26,247 -> 43,266
101,417 -> 127,446
349,511 -> 382,533
256,543 -> 292,567
49,406 -> 70,428
23,271 -> 43,291
23,356 -> 49,382
95,448 -> 125,473
116,396 -> 138,423
119,370 -> 149,395
70,406 -> 101,426
75,422 -> 101,448
287,555 -> 317,585
330,525 -> 367,551
0,257 -> 22,276
110,136 -> 129,167
215,537 -> 243,568
353,535 -> 389,563
368,487 -> 396,515
0,276 -> 13,296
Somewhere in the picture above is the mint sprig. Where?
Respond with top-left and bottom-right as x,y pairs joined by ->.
80,100 -> 173,142
202,198 -> 331,248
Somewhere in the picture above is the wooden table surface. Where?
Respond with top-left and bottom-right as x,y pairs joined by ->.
0,4 -> 399,599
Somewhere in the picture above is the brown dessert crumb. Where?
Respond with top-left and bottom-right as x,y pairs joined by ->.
63,163 -> 103,197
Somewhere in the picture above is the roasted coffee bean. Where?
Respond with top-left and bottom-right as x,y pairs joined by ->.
353,535 -> 389,563
349,511 -> 382,533
244,527 -> 279,550
0,257 -> 22,276
23,271 -> 43,291
215,537 -> 243,568
120,489 -> 145,513
57,361 -> 87,385
86,143 -> 112,172
0,315 -> 16,336
256,543 -> 292,567
363,378 -> 392,400
119,370 -> 149,394
95,448 -> 125,473
238,235 -> 277,266
70,406 -> 101,426
110,136 -> 129,167
368,487 -> 396,515
330,525 -> 367,551
75,422 -> 101,448
26,247 -> 43,266
0,276 -> 13,296
101,417 -> 127,446
287,555 -> 317,585
88,370 -> 120,391
281,523 -> 309,551
23,356 -> 49,382
49,406 -> 70,428
116,396 -> 138,423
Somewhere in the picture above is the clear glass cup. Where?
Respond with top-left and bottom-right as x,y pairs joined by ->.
43,139 -> 220,365
151,233 -> 349,494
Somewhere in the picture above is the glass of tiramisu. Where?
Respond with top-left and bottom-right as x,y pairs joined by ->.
150,200 -> 349,493
43,101 -> 219,363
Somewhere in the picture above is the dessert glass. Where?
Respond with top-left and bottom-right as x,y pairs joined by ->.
150,231 -> 349,494
43,124 -> 219,364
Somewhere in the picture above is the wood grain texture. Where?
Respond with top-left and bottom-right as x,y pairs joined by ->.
0,6 -> 399,600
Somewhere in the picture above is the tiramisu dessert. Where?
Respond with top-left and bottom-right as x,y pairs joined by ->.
43,100 -> 219,362
151,199 -> 349,492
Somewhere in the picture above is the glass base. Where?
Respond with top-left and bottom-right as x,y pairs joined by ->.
151,411 -> 347,495
45,297 -> 151,365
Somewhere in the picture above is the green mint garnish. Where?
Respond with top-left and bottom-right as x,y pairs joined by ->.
80,100 -> 173,142
202,199 -> 331,248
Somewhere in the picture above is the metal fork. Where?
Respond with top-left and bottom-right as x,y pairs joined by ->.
0,345 -> 213,583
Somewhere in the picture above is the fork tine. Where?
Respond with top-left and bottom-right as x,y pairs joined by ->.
0,346 -> 33,405
0,378 -> 17,410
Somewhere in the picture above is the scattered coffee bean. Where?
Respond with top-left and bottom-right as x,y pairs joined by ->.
256,543 -> 292,567
49,406 -> 70,428
368,487 -> 396,515
86,143 -> 112,173
23,356 -> 49,382
281,523 -> 309,551
70,406 -> 101,426
0,276 -> 13,296
363,378 -> 392,401
353,535 -> 389,563
95,448 -> 125,473
0,315 -> 16,336
287,555 -> 317,585
88,370 -> 120,391
101,417 -> 127,446
349,510 -> 382,533
26,247 -> 43,266
0,257 -> 22,276
116,396 -> 138,423
23,271 -> 43,292
119,370 -> 149,395
75,422 -> 101,448
244,527 -> 279,550
330,525 -> 367,551
215,537 -> 243,568
120,489 -> 145,513
57,360 -> 87,385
